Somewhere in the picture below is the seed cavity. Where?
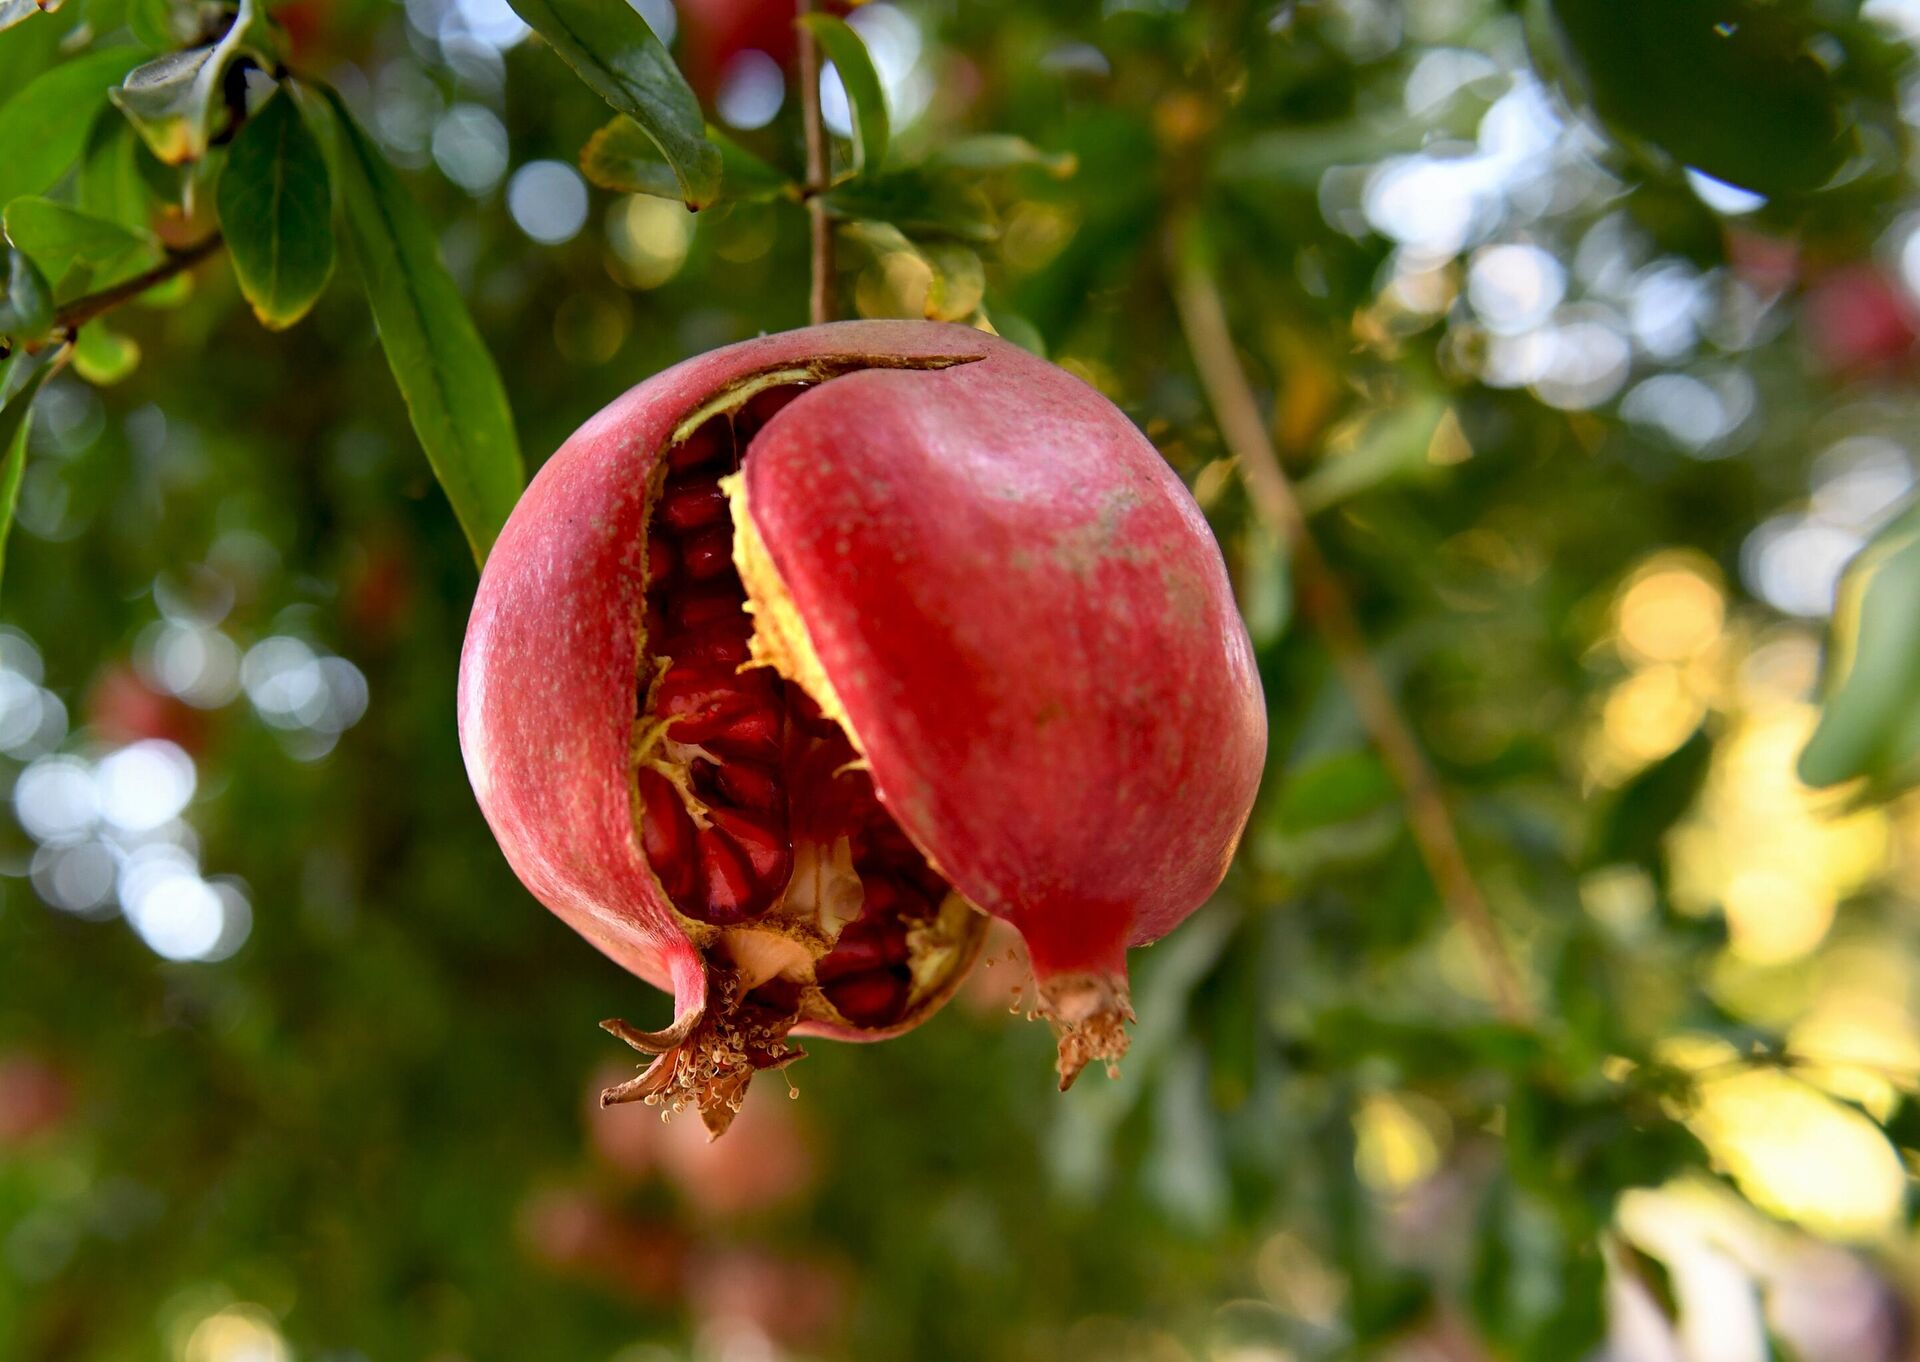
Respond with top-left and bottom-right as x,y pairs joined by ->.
633,377 -> 981,1030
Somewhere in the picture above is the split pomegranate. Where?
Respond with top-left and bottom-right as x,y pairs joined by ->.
458,321 -> 1265,1135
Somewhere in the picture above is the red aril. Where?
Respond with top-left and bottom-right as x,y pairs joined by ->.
458,321 -> 1266,1135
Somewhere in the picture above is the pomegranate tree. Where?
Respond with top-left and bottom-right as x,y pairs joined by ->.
458,320 -> 1265,1134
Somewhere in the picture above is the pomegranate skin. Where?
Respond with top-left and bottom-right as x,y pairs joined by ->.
739,335 -> 1268,1027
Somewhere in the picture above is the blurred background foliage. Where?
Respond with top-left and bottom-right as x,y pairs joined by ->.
6,0 -> 1920,1360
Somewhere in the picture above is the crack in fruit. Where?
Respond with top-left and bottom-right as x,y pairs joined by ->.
629,381 -> 980,1070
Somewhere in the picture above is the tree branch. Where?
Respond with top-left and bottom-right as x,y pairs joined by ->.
23,235 -> 224,354
1166,216 -> 1532,1025
796,0 -> 834,325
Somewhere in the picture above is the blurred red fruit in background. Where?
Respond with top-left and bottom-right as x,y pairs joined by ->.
0,1050 -> 72,1147
86,663 -> 206,755
1803,265 -> 1919,376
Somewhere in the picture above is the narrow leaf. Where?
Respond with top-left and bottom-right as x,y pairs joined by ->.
306,84 -> 523,565
0,357 -> 55,605
930,133 -> 1076,178
0,250 -> 54,345
504,0 -> 718,207
581,115 -> 790,203
798,12 -> 888,176
3,197 -> 160,287
1800,508 -> 1920,789
0,47 -> 145,210
110,0 -> 274,165
821,169 -> 997,241
217,88 -> 334,329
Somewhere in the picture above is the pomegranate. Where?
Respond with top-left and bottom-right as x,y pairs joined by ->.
458,320 -> 1265,1134
1803,265 -> 1919,376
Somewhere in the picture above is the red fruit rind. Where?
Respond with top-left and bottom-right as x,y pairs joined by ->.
460,321 -> 1266,1130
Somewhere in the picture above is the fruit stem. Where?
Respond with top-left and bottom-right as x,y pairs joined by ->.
1166,213 -> 1534,1027
796,0 -> 835,325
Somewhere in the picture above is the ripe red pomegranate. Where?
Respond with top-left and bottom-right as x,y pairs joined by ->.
459,320 -> 1265,1134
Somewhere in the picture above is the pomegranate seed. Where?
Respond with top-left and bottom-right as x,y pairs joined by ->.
647,537 -> 677,587
707,808 -> 793,886
707,760 -> 783,813
665,630 -> 753,670
700,705 -> 783,761
815,923 -> 909,981
666,419 -> 732,472
859,875 -> 933,925
636,770 -> 698,902
696,826 -> 772,922
659,477 -> 728,532
680,527 -> 736,583
670,583 -> 747,633
822,968 -> 910,1026
734,384 -> 806,442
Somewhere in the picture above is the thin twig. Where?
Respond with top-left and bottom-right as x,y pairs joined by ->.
795,0 -> 834,324
1165,215 -> 1531,1025
23,235 -> 224,354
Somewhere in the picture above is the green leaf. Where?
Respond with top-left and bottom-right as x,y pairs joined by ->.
0,47 -> 145,211
1544,0 -> 1849,196
504,0 -> 718,208
0,249 -> 53,345
0,0 -> 58,36
1296,394 -> 1451,514
580,115 -> 790,203
110,0 -> 274,165
77,117 -> 156,234
216,87 -> 334,330
0,354 -> 54,605
70,321 -> 138,383
1800,508 -> 1920,789
1586,728 -> 1712,870
798,12 -> 888,176
306,83 -> 523,566
3,196 -> 160,286
821,169 -> 997,241
930,133 -> 1077,179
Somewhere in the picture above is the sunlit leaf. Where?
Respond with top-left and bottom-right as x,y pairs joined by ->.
579,115 -> 789,203
1800,506 -> 1920,789
798,12 -> 888,176
306,83 -> 524,565
216,87 -> 334,329
0,354 -> 54,604
1295,394 -> 1449,514
0,47 -> 145,210
70,321 -> 139,383
505,0 -> 718,207
110,0 -> 275,165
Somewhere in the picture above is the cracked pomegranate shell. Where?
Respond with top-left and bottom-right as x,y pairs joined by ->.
458,320 -> 1266,1134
